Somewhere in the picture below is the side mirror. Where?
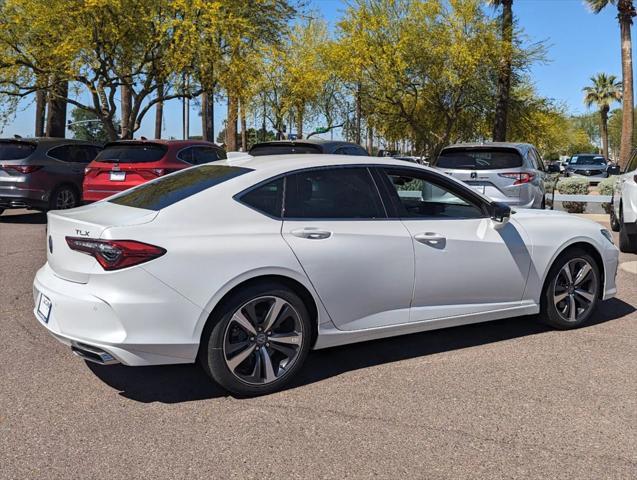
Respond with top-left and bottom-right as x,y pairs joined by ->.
490,201 -> 511,228
547,162 -> 561,173
607,165 -> 621,176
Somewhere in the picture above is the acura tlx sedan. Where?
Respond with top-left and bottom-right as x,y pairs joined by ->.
33,155 -> 619,396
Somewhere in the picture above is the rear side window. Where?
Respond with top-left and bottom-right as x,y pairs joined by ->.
239,178 -> 284,218
284,167 -> 385,219
95,143 -> 167,163
435,148 -> 524,170
48,144 -> 97,163
249,143 -> 322,156
109,165 -> 251,210
0,141 -> 36,160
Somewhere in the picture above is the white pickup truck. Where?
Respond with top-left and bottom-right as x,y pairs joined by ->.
610,150 -> 637,253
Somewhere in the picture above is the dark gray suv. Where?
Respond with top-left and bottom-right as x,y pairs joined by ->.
0,137 -> 101,215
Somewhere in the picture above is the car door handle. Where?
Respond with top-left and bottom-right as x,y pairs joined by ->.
414,232 -> 446,246
290,228 -> 332,240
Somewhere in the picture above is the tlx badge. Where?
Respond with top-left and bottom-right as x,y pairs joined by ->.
75,229 -> 90,237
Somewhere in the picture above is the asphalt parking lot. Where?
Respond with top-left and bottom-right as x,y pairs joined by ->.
1,209 -> 635,479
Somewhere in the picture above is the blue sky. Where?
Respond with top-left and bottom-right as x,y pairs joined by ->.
2,0 -> 626,140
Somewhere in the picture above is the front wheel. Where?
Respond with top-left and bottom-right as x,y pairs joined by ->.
610,206 -> 620,232
200,282 -> 312,396
618,208 -> 637,253
541,249 -> 600,329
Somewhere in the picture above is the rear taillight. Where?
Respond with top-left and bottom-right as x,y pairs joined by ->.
498,172 -> 535,185
152,168 -> 165,176
1,164 -> 42,174
84,167 -> 94,175
65,237 -> 166,271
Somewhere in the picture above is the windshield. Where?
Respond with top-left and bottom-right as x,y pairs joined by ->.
570,156 -> 606,166
249,143 -> 322,156
108,164 -> 251,210
435,148 -> 523,170
0,140 -> 36,160
95,143 -> 167,163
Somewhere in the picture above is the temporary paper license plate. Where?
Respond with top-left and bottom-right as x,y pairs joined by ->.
37,293 -> 52,323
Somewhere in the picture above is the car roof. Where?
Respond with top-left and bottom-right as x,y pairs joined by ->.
223,153 -> 435,176
0,137 -> 99,146
105,139 -> 220,147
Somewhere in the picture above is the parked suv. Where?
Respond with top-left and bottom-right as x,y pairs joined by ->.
565,154 -> 609,184
249,139 -> 368,156
0,137 -> 101,215
431,143 -> 546,209
610,149 -> 637,253
83,139 -> 226,202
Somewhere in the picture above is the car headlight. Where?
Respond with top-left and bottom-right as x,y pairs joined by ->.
600,229 -> 614,245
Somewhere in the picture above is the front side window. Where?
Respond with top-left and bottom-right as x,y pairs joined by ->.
627,151 -> 637,173
284,167 -> 385,219
109,164 -> 251,210
382,168 -> 485,219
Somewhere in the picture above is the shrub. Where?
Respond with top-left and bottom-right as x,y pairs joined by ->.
556,177 -> 589,213
597,177 -> 615,213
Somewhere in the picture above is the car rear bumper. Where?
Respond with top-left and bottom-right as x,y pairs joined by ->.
33,263 -> 203,366
82,188 -> 123,202
0,185 -> 48,209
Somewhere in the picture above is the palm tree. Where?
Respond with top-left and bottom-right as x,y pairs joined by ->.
489,0 -> 514,142
587,0 -> 636,168
583,73 -> 622,160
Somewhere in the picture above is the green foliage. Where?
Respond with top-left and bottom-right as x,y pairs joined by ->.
557,177 -> 590,213
598,176 -> 615,196
69,108 -> 116,143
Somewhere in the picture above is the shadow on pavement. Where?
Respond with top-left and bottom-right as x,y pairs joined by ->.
0,211 -> 47,224
88,297 -> 635,403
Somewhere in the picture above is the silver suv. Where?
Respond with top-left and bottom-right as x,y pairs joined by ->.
431,142 -> 547,209
0,137 -> 101,215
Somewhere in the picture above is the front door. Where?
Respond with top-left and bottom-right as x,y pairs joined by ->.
281,166 -> 414,331
377,166 -> 531,322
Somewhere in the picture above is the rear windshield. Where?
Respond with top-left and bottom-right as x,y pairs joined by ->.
570,156 -> 606,166
109,165 -> 252,210
249,144 -> 322,156
0,141 -> 36,160
95,143 -> 167,163
435,148 -> 524,170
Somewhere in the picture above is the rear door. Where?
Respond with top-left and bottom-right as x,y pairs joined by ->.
281,166 -> 415,331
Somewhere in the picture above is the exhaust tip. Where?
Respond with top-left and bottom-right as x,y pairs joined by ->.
71,342 -> 119,365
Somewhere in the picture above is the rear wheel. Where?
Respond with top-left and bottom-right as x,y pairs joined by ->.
618,207 -> 637,253
200,282 -> 312,396
49,185 -> 78,210
0,208 -> 4,216
541,249 -> 600,329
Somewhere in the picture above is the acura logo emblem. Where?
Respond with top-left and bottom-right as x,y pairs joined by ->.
470,171 -> 478,179
48,235 -> 53,254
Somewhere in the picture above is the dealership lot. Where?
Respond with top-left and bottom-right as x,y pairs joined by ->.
1,209 -> 635,479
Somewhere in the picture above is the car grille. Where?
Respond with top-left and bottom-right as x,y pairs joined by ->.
573,169 -> 603,176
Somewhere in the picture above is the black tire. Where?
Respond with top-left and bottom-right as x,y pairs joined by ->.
199,282 -> 312,396
49,185 -> 79,210
0,208 -> 4,216
540,248 -> 600,330
540,198 -> 546,210
618,207 -> 637,253
610,206 -> 620,232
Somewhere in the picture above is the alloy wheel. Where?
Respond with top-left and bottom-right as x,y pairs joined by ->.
553,258 -> 597,323
55,189 -> 76,209
223,295 -> 303,385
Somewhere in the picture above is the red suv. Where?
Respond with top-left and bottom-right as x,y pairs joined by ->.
83,140 -> 226,202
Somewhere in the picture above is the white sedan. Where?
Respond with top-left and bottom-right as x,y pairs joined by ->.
34,155 -> 619,396
610,150 -> 637,253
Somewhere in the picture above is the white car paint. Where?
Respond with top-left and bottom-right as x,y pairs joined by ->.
612,154 -> 637,226
33,155 -> 619,365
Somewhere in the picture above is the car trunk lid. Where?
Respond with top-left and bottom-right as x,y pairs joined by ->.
46,202 -> 158,283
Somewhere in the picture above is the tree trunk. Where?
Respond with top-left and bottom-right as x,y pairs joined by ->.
120,75 -> 133,139
201,90 -> 215,142
154,83 -> 163,139
296,106 -> 303,140
355,82 -> 362,145
492,0 -> 513,142
240,99 -> 247,151
619,9 -> 634,169
366,126 -> 373,154
226,95 -> 239,151
45,80 -> 68,138
600,106 -> 610,161
35,89 -> 46,137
